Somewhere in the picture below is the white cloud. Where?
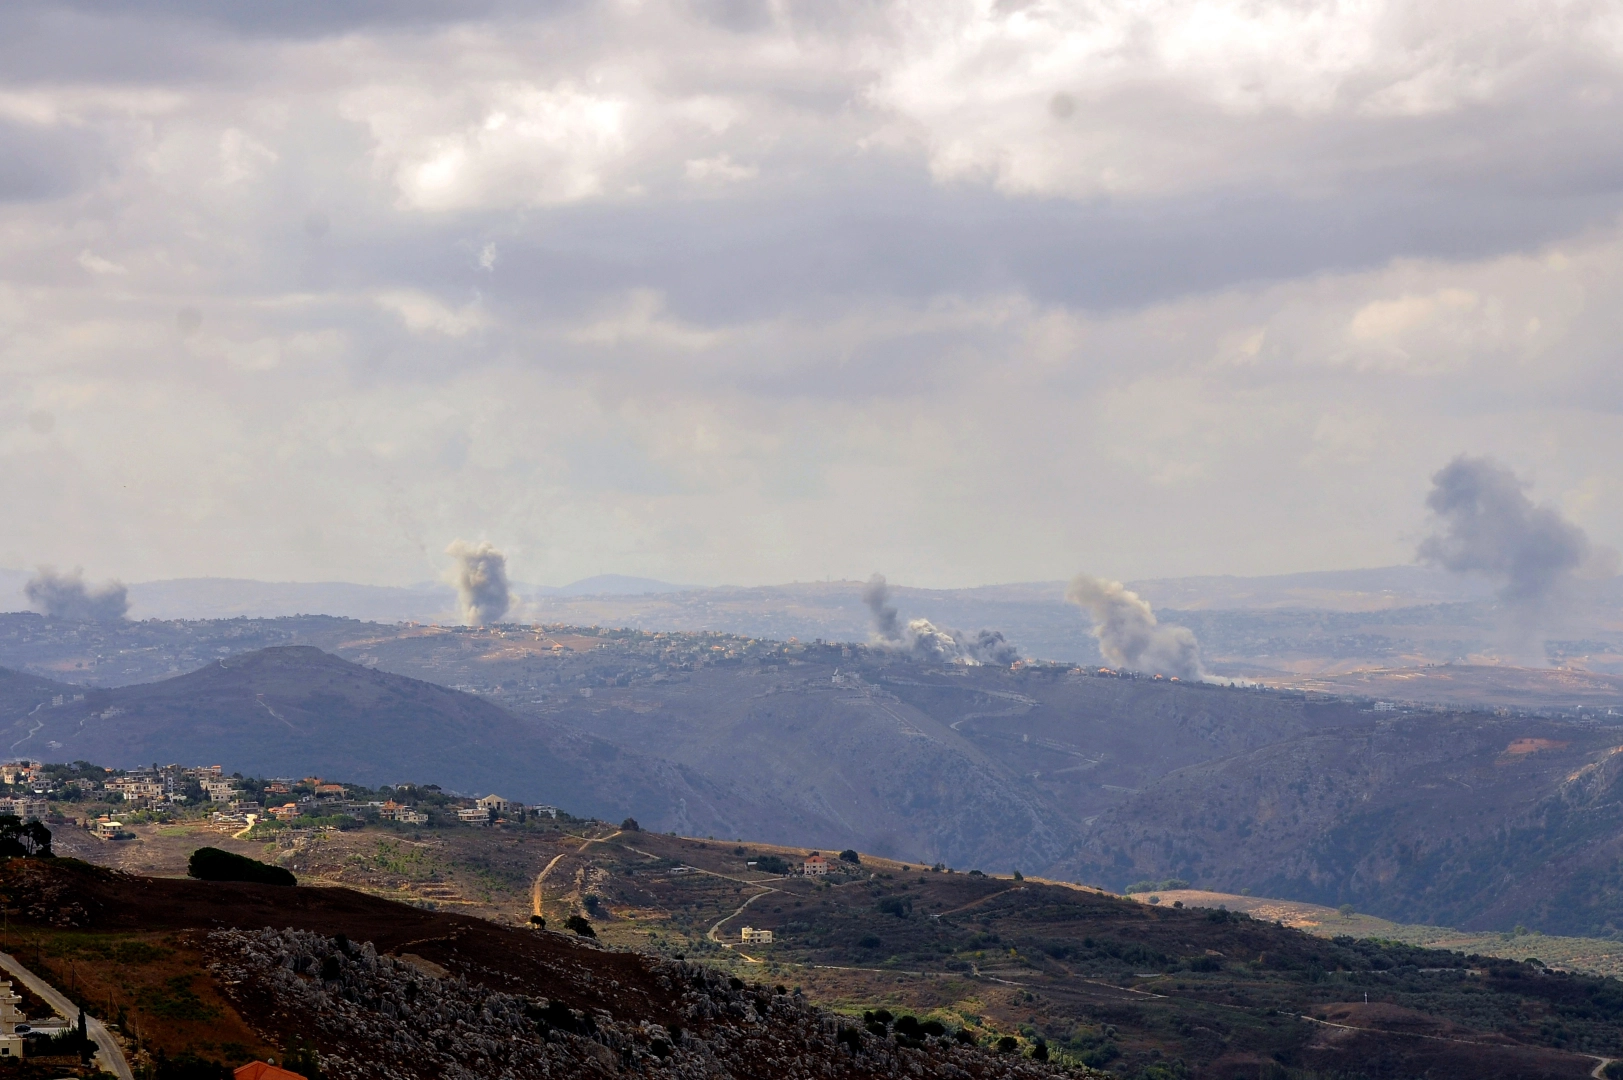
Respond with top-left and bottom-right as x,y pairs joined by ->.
685,154 -> 758,184
76,251 -> 126,275
375,291 -> 486,337
347,81 -> 630,210
869,0 -> 1623,197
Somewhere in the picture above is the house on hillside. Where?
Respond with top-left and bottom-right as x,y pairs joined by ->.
740,926 -> 773,944
476,794 -> 511,813
379,801 -> 427,825
268,803 -> 300,822
801,855 -> 830,876
457,807 -> 492,826
0,797 -> 46,822
202,779 -> 239,802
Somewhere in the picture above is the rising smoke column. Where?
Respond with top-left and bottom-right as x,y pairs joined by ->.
861,573 -> 1020,665
446,540 -> 512,625
1066,575 -> 1202,680
1417,455 -> 1615,658
24,568 -> 128,621
862,573 -> 907,646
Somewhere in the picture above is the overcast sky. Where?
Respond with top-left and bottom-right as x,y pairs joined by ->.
2,0 -> 1622,589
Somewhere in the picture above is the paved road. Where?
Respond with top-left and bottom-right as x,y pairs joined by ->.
0,951 -> 133,1080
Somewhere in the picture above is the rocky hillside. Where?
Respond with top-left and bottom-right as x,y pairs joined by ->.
1,858 -> 1073,1080
209,927 -> 1066,1080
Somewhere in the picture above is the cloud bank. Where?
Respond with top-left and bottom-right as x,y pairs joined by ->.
0,2 -> 1619,588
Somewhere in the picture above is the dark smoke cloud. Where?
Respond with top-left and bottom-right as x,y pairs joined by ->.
446,539 -> 512,625
24,567 -> 128,621
862,573 -> 1020,665
1066,575 -> 1203,680
1417,455 -> 1616,657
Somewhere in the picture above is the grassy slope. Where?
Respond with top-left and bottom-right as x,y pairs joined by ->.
1130,889 -> 1623,979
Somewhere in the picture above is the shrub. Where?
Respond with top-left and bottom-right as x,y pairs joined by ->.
621,817 -> 640,831
839,849 -> 860,864
753,855 -> 790,874
1125,878 -> 1190,894
187,847 -> 296,886
565,915 -> 596,937
996,1036 -> 1018,1053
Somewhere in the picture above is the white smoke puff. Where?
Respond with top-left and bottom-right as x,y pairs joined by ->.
862,573 -> 1021,665
1066,575 -> 1203,680
25,567 -> 128,622
445,539 -> 512,625
1418,455 -> 1617,661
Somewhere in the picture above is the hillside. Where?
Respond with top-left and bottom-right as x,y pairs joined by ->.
224,820 -> 1623,1080
1066,712 -> 1623,935
0,646 -> 739,823
0,857 -> 1073,1080
9,625 -> 1623,936
35,817 -> 1623,1080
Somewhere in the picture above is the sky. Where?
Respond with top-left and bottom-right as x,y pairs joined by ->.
2,0 -> 1622,590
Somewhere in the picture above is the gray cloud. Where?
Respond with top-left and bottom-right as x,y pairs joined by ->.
446,539 -> 512,625
1065,575 -> 1202,680
863,573 -> 1020,665
1418,455 -> 1616,657
24,567 -> 128,621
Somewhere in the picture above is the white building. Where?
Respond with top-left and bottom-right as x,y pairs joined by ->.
0,980 -> 24,1059
0,798 -> 45,822
476,794 -> 511,813
801,855 -> 830,876
457,807 -> 492,826
740,927 -> 773,944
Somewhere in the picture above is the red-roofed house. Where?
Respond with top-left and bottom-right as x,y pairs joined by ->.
234,1062 -> 306,1080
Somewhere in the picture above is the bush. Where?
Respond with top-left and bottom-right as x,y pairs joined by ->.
621,817 -> 640,831
187,847 -> 296,886
839,849 -> 860,864
1125,878 -> 1190,894
565,914 -> 596,937
753,855 -> 790,875
996,1036 -> 1018,1053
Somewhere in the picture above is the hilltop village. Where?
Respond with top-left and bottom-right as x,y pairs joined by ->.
0,758 -> 565,842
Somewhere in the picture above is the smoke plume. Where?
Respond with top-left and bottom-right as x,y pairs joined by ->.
1417,455 -> 1615,658
446,540 -> 512,625
1066,575 -> 1203,680
24,567 -> 129,621
862,573 -> 1020,665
